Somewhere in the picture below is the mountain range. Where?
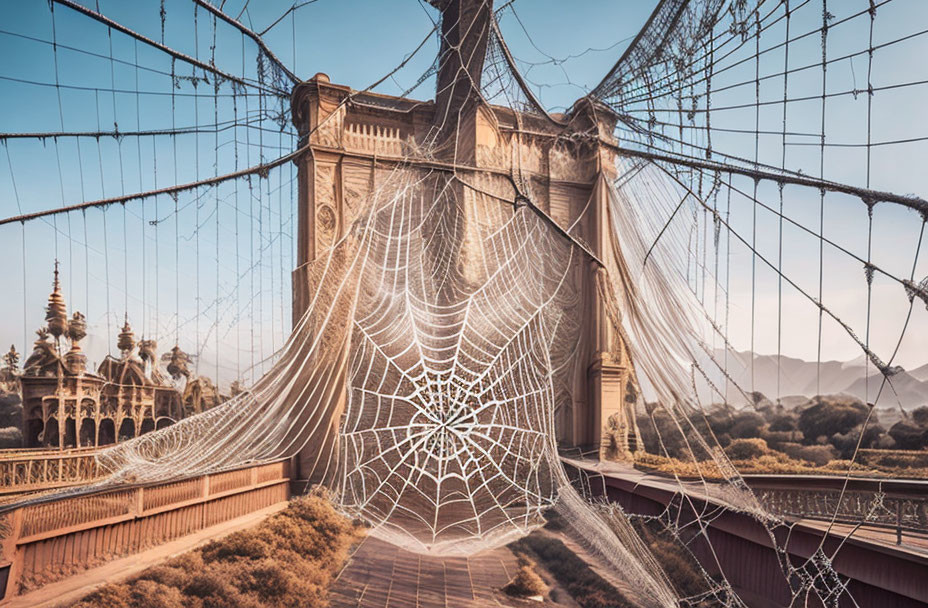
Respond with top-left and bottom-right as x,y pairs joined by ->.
700,350 -> 928,410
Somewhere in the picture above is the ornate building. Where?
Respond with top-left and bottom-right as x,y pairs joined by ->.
20,266 -> 185,449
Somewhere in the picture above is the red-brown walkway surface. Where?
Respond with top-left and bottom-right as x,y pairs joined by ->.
329,535 -> 565,608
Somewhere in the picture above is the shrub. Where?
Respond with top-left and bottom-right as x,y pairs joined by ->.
768,414 -> 797,433
725,438 -> 768,460
129,580 -> 187,608
876,434 -> 896,449
0,393 -> 22,429
797,397 -> 869,444
630,519 -> 711,599
503,558 -> 548,598
73,585 -> 133,608
911,406 -> 928,427
760,430 -> 794,448
513,535 -> 635,608
200,530 -> 271,563
889,421 -> 928,450
184,571 -> 257,608
776,442 -> 805,460
797,444 -> 838,466
729,412 -> 764,439
829,424 -> 885,458
72,580 -> 187,608
639,409 -> 690,459
135,564 -> 193,590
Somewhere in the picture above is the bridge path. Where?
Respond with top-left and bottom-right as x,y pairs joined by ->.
329,535 -> 537,608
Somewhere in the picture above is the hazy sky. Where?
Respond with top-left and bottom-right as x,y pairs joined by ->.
0,0 -> 924,387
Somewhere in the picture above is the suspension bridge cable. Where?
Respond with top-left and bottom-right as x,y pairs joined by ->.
50,0 -> 287,95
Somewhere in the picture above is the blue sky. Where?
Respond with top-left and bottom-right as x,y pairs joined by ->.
0,0 -> 924,391
0,1 -> 658,386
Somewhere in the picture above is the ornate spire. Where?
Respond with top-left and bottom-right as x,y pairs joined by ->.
0,345 -> 20,393
117,314 -> 136,357
1,345 -> 19,372
45,260 -> 69,340
167,345 -> 191,380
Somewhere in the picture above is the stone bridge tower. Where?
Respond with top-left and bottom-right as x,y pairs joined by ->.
290,0 -> 641,471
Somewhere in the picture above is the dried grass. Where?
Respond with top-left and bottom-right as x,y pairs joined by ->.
636,448 -> 928,480
512,534 -> 635,608
72,493 -> 362,608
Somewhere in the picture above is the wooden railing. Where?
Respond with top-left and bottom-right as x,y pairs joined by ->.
0,448 -> 102,496
0,459 -> 291,602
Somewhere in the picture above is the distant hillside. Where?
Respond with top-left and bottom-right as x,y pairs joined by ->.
701,350 -> 928,409
910,363 -> 928,383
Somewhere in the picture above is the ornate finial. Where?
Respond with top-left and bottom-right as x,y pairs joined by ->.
34,327 -> 50,346
139,339 -> 158,363
117,314 -> 136,357
45,261 -> 69,340
65,312 -> 88,372
0,345 -> 21,393
23,328 -> 57,375
68,312 -> 87,346
167,344 -> 191,380
2,345 -> 19,371
230,379 -> 244,397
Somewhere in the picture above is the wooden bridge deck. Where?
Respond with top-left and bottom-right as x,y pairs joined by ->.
329,535 -> 582,608
329,536 -> 524,608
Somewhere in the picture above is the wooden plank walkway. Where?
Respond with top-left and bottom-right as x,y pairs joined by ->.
329,535 -> 552,608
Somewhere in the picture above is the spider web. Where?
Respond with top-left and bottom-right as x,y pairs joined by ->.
1,2 -> 927,607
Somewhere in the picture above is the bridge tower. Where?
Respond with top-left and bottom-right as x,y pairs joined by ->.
290,0 -> 640,474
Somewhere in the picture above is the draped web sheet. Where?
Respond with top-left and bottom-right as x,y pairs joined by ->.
2,1 -> 927,607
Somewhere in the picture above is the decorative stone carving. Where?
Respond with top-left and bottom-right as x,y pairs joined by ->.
315,162 -> 339,253
342,160 -> 372,225
317,204 -> 337,246
315,100 -> 345,149
117,316 -> 136,357
167,345 -> 191,380
757,487 -> 928,535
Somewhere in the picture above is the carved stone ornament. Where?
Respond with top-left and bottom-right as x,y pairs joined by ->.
318,204 -> 336,232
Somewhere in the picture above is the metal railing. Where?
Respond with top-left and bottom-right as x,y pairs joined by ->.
743,475 -> 928,544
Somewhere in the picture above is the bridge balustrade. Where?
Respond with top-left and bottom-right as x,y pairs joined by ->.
0,459 -> 291,603
563,458 -> 928,607
744,475 -> 928,544
0,449 -> 101,496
